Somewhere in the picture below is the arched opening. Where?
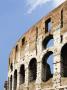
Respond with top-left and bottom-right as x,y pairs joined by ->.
42,51 -> 53,82
61,43 -> 67,77
45,18 -> 52,33
10,75 -> 12,90
42,35 -> 53,49
28,58 -> 37,82
14,70 -> 17,90
19,64 -> 25,85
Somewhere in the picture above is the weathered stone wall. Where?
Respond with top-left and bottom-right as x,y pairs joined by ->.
8,1 -> 67,90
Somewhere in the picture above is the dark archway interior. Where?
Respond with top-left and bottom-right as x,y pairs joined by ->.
10,63 -> 13,71
29,58 -> 37,82
42,35 -> 53,49
61,43 -> 67,77
14,70 -> 17,90
10,75 -> 12,90
42,51 -> 53,82
20,64 -> 25,84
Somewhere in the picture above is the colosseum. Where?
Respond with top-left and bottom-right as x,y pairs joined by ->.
6,1 -> 67,90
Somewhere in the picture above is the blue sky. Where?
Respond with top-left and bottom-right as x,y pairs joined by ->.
0,0 -> 65,90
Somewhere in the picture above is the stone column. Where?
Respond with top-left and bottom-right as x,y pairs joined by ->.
36,35 -> 42,90
53,52 -> 61,89
17,42 -> 21,90
24,43 -> 29,90
17,67 -> 20,90
25,65 -> 29,90
53,25 -> 62,90
12,75 -> 14,90
36,61 -> 42,90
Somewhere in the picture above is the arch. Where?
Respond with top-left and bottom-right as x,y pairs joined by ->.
42,51 -> 53,82
10,75 -> 12,90
61,43 -> 67,77
42,34 -> 53,49
45,18 -> 51,33
14,70 -> 17,90
28,58 -> 37,82
19,64 -> 25,84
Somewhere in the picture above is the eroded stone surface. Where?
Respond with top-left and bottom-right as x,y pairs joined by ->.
5,1 -> 67,90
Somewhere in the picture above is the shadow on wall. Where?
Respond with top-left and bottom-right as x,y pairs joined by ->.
61,43 -> 67,77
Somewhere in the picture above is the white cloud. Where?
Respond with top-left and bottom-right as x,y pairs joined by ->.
26,0 -> 66,14
53,0 -> 65,7
26,0 -> 51,14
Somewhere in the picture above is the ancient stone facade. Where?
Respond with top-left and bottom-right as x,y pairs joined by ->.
8,1 -> 67,90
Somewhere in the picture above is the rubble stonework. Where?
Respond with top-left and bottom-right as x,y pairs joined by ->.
7,1 -> 67,90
